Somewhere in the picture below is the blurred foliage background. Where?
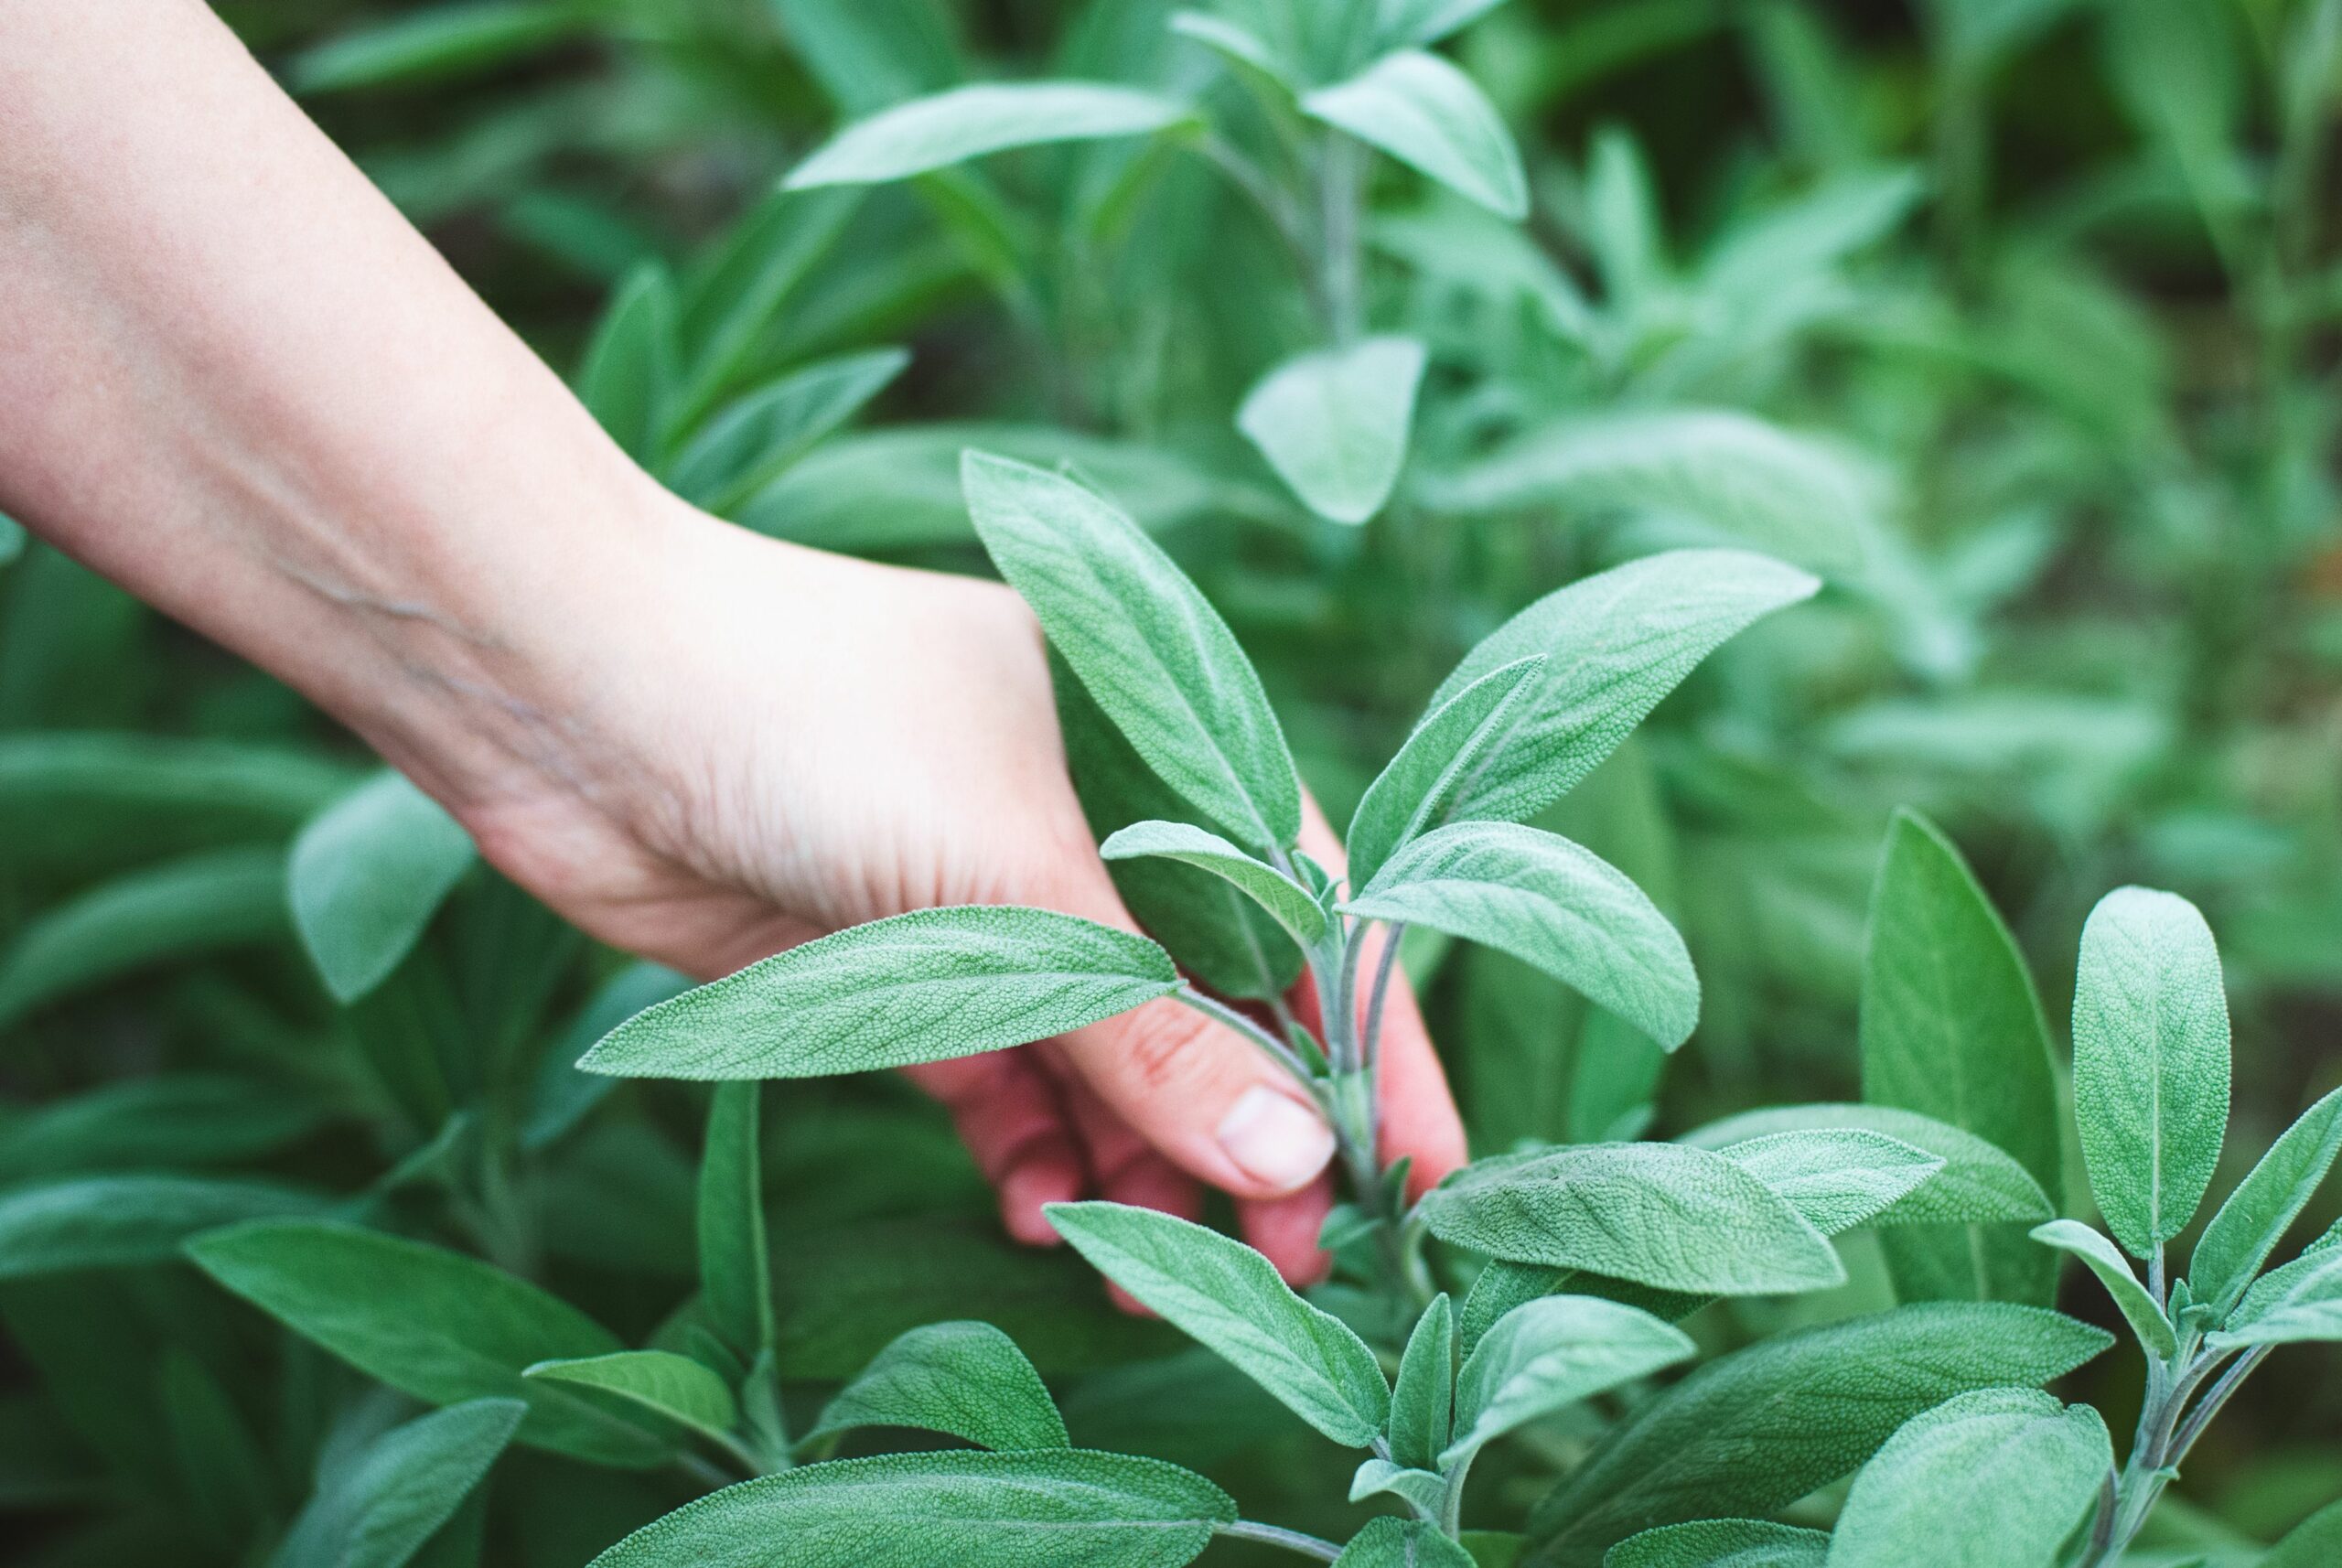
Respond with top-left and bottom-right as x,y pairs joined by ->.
5,0 -> 2342,1563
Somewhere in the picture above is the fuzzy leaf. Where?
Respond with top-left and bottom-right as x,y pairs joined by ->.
700,1082 -> 775,1359
785,83 -> 1193,188
1237,336 -> 1427,524
1100,821 -> 1326,943
964,452 -> 1300,851
2264,1498 -> 2342,1568
803,1321 -> 1068,1452
272,1398 -> 526,1568
579,907 -> 1178,1079
586,1449 -> 1233,1567
1350,1457 -> 1448,1516
289,772 -> 476,1004
666,348 -> 909,511
1348,657 -> 1544,892
575,263 -> 679,463
1861,810 -> 2062,1305
2191,1086 -> 2342,1319
0,1175 -> 319,1278
2208,1245 -> 2342,1348
1445,1295 -> 1693,1466
293,2 -> 581,93
1377,0 -> 1511,48
1606,1520 -> 1829,1567
1827,1390 -> 2111,1568
1344,822 -> 1696,1049
524,1352 -> 738,1443
1338,1518 -> 1478,1567
1679,1105 -> 2053,1228
1714,1130 -> 1945,1237
2029,1220 -> 2176,1359
1526,1304 -> 2113,1565
1305,51 -> 1527,217
2071,886 -> 2231,1257
1387,1293 -> 1456,1471
1419,551 -> 1817,831
1047,1201 -> 1390,1445
187,1220 -> 673,1468
1419,1143 -> 1843,1294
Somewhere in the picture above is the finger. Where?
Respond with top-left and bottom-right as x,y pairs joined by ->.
905,1050 -> 1084,1246
1055,1065 -> 1204,1315
1239,1178 -> 1336,1287
1296,800 -> 1468,1203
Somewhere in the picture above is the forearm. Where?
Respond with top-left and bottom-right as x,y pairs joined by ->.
0,0 -> 675,811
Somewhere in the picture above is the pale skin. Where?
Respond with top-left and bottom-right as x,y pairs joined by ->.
0,1 -> 1467,1288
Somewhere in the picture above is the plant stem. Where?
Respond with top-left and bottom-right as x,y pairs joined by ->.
1219,1520 -> 1344,1562
1318,132 -> 1365,342
1175,986 -> 1316,1083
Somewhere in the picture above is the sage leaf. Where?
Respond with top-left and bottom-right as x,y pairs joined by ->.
583,1449 -> 1234,1568
1236,336 -> 1427,524
1305,51 -> 1528,218
1861,810 -> 2062,1305
1349,1457 -> 1448,1517
699,1082 -> 774,1359
289,772 -> 476,1004
1348,656 -> 1544,892
1445,1295 -> 1693,1466
0,1075 -> 323,1180
272,1398 -> 526,1568
1418,1143 -> 1843,1294
579,907 -> 1179,1079
575,263 -> 678,463
1343,822 -> 1697,1050
2264,1498 -> 2342,1568
292,3 -> 578,93
1387,1292 -> 1456,1471
1714,1129 -> 1943,1236
785,82 -> 1193,189
2071,886 -> 2231,1257
1337,1518 -> 1478,1567
0,731 -> 354,872
1679,1105 -> 2053,1228
1168,12 -> 1298,90
1606,1520 -> 1830,1567
2207,1244 -> 2342,1348
1047,1200 -> 1390,1446
0,1175 -> 319,1278
1100,820 -> 1326,944
523,1351 -> 739,1443
2191,1086 -> 2342,1319
963,451 -> 1301,851
1378,0 -> 1510,49
665,348 -> 909,512
1827,1390 -> 2112,1568
1526,1303 -> 2113,1565
802,1321 -> 1068,1453
2029,1219 -> 2176,1359
1419,550 -> 1818,832
187,1219 -> 674,1468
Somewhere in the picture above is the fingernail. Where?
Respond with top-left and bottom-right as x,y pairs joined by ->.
1216,1087 -> 1337,1194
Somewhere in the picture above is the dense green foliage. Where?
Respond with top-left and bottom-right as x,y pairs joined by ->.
6,1 -> 2342,1565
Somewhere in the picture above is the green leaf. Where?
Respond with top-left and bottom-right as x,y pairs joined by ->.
1829,1390 -> 2111,1568
289,772 -> 477,1004
0,1075 -> 325,1182
1046,1201 -> 1390,1446
523,961 -> 689,1151
0,1175 -> 319,1278
580,907 -> 1178,1079
1168,12 -> 1299,89
1525,1303 -> 2113,1565
292,2 -> 582,93
1860,810 -> 2062,1305
664,348 -> 909,512
2029,1219 -> 2176,1359
1337,1518 -> 1478,1568
583,1449 -> 1233,1568
1305,51 -> 1528,218
187,1219 -> 673,1468
1350,1457 -> 1448,1516
802,1321 -> 1068,1453
1445,1295 -> 1693,1466
1712,1129 -> 1945,1237
2192,1086 -> 2342,1320
1678,1105 -> 2053,1228
2207,1245 -> 2342,1348
1343,822 -> 1697,1050
1415,551 -> 1818,832
2264,1498 -> 2342,1568
1387,1293 -> 1456,1471
273,1398 -> 525,1568
1378,0 -> 1511,49
2071,886 -> 2232,1258
0,845 -> 289,1028
699,1083 -> 774,1359
785,83 -> 1193,189
1604,1520 -> 1829,1567
524,1352 -> 738,1444
1100,821 -> 1326,944
1348,657 -> 1545,892
963,451 -> 1300,851
575,263 -> 680,464
1236,336 -> 1427,525
1418,1143 -> 1843,1294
